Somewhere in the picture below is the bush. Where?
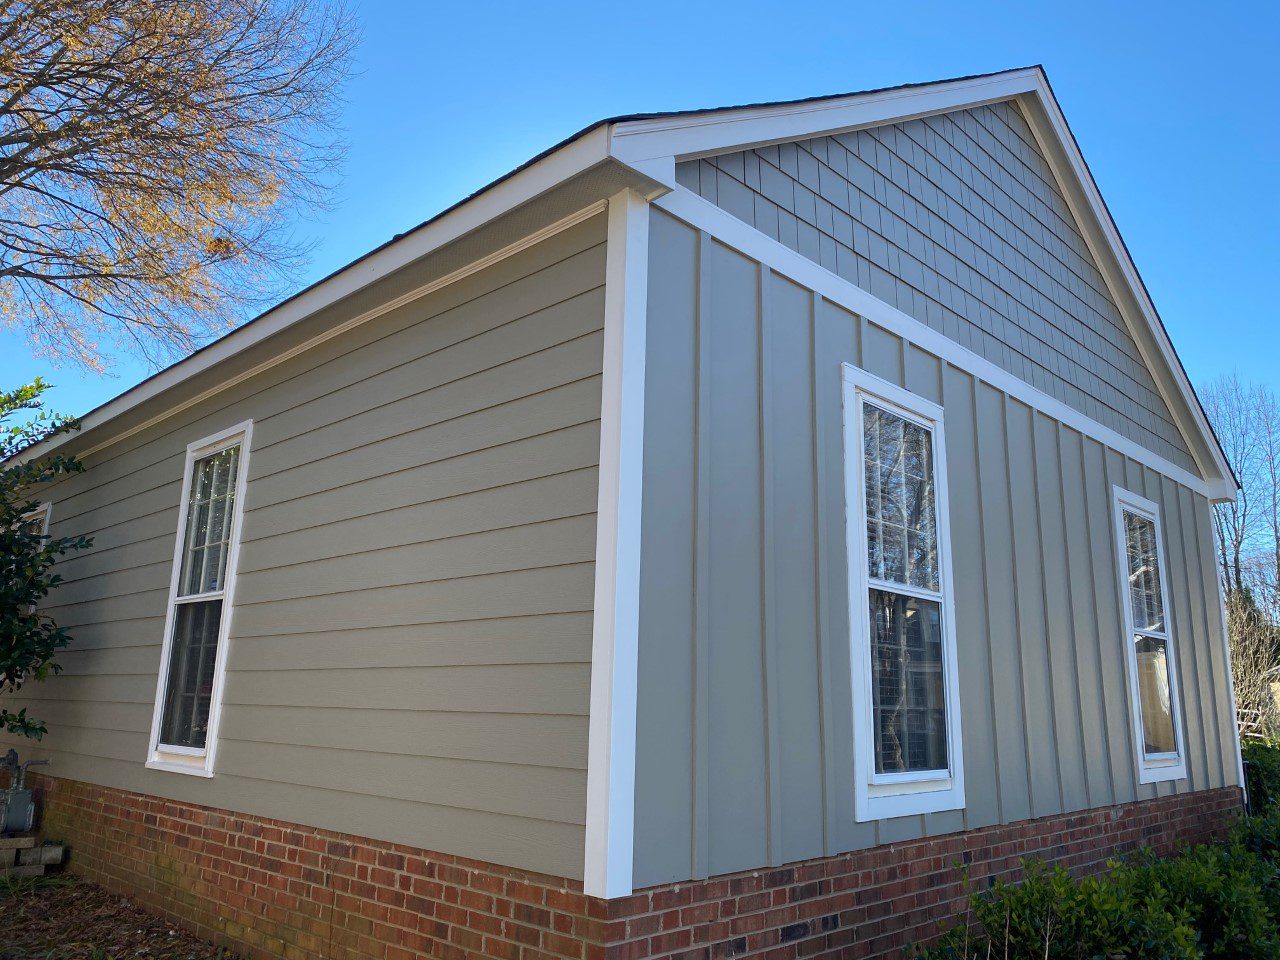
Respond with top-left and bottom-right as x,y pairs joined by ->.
1120,845 -> 1278,959
919,819 -> 1280,960
1243,740 -> 1280,813
924,861 -> 1199,960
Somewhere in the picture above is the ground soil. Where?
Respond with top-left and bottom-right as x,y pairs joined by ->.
0,876 -> 236,959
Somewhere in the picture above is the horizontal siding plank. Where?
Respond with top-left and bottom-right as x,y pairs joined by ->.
238,468 -> 598,574
249,329 -> 604,482
246,421 -> 600,543
248,377 -> 602,511
222,663 -> 591,715
230,563 -> 594,637
218,705 -> 587,769
234,514 -> 597,605
215,741 -> 586,825
43,227 -> 606,515
228,613 -> 592,671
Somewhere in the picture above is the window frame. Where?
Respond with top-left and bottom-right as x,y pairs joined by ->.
146,421 -> 253,777
1111,485 -> 1188,784
22,502 -> 51,536
841,363 -> 965,821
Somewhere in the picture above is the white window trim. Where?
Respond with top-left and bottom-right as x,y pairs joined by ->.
1111,486 -> 1189,784
146,420 -> 253,778
22,502 -> 51,535
841,363 -> 965,821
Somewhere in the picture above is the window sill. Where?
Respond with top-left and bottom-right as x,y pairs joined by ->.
146,755 -> 213,778
857,776 -> 964,821
1138,758 -> 1188,785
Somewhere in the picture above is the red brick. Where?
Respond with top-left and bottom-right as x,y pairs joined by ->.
23,771 -> 1241,960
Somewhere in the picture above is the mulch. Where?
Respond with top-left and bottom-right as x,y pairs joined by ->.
0,876 -> 236,959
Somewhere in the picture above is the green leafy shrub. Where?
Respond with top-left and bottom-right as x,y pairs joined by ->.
919,824 -> 1280,960
1243,740 -> 1280,814
1120,845 -> 1278,959
923,861 -> 1200,960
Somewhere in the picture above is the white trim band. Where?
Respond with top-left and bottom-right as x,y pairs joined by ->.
654,186 -> 1229,502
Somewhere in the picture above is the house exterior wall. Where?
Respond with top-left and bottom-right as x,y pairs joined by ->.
28,772 -> 1239,960
674,99 -> 1196,475
632,207 -> 1239,889
2,213 -> 608,880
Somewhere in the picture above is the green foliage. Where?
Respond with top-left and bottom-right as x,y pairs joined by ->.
1244,740 -> 1280,813
1120,845 -> 1279,959
0,380 -> 91,739
919,814 -> 1280,960
924,861 -> 1199,960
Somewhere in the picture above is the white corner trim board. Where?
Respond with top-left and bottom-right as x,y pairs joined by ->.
654,185 -> 1229,503
146,420 -> 253,778
1209,506 -> 1247,791
584,189 -> 649,899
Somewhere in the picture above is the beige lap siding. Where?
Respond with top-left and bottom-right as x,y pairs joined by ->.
1,214 -> 608,880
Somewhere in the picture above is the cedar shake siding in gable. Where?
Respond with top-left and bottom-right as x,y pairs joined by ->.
0,214 -> 607,880
675,99 -> 1196,474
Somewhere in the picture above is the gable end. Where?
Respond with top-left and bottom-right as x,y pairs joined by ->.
674,99 -> 1196,474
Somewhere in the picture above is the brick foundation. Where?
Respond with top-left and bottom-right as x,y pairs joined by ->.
29,774 -> 1241,960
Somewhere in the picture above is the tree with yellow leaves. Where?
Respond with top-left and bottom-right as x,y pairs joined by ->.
0,0 -> 356,368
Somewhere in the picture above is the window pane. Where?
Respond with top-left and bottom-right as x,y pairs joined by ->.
179,446 -> 240,596
1123,510 -> 1164,633
863,404 -> 937,591
159,599 -> 224,749
1135,634 -> 1177,755
869,588 -> 948,773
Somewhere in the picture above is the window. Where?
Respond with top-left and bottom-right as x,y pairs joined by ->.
842,364 -> 964,820
1112,487 -> 1187,783
18,503 -> 51,616
21,502 -> 51,537
147,422 -> 252,776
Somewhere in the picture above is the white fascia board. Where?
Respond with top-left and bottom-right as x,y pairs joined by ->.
583,189 -> 649,899
14,125 -> 613,465
608,70 -> 1043,167
657,185 -> 1232,502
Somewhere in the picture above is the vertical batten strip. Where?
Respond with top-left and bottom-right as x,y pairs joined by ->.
1166,476 -> 1211,791
758,265 -> 784,865
692,230 -> 713,880
584,189 -> 650,899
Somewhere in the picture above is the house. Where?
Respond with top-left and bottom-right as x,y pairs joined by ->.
4,66 -> 1243,960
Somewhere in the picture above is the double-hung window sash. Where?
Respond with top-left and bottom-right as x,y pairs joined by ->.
149,423 -> 251,774
842,364 -> 964,820
1113,488 -> 1186,783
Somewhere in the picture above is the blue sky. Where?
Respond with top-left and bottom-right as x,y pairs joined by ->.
2,0 -> 1277,418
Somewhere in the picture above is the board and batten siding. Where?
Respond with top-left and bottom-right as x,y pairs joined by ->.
674,99 -> 1195,475
2,214 -> 607,879
632,207 -> 1237,888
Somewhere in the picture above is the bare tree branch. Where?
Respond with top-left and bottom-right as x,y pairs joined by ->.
0,0 -> 356,369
